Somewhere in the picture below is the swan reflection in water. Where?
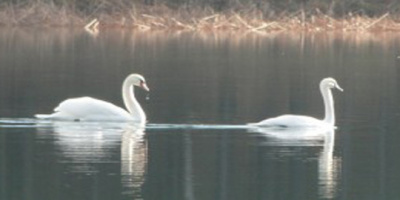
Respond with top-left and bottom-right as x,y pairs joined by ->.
35,121 -> 148,197
248,126 -> 340,199
318,128 -> 340,199
121,127 -> 147,196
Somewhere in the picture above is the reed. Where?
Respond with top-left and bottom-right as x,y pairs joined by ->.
1,0 -> 400,32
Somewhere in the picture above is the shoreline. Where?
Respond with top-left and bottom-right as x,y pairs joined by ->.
1,3 -> 400,33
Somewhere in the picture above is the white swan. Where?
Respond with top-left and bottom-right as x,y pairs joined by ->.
248,77 -> 343,128
35,74 -> 149,123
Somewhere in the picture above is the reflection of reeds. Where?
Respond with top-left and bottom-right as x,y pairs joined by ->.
1,1 -> 400,32
3,28 -> 400,55
3,27 -> 400,49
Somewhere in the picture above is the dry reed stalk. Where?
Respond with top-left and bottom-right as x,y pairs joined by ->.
85,18 -> 99,30
234,14 -> 254,29
364,12 -> 389,30
84,18 -> 99,36
212,15 -> 225,29
135,23 -> 151,30
151,21 -> 166,28
251,22 -> 275,32
200,14 -> 219,22
172,18 -> 194,30
14,4 -> 35,24
270,22 -> 286,31
142,14 -> 157,20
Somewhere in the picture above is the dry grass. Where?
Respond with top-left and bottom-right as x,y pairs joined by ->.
2,1 -> 400,32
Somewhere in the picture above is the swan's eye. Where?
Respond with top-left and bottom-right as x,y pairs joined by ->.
139,79 -> 147,87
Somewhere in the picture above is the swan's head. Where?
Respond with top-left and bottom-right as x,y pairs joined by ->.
126,74 -> 150,92
321,77 -> 343,92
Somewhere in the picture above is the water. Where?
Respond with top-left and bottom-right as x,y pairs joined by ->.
1,29 -> 400,200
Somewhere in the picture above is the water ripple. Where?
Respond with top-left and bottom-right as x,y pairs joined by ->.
0,118 -> 249,130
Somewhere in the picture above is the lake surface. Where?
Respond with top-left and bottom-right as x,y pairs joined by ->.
1,29 -> 400,200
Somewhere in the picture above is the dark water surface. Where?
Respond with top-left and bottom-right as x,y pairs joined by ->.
1,29 -> 400,199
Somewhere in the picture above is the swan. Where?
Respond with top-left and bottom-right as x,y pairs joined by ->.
248,77 -> 343,128
35,74 -> 149,123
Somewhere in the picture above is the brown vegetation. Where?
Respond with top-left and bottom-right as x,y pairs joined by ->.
1,0 -> 400,32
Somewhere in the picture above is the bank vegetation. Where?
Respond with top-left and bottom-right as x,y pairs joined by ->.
1,0 -> 400,32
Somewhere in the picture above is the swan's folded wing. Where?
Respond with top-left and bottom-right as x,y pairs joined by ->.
251,115 -> 326,128
52,97 -> 133,121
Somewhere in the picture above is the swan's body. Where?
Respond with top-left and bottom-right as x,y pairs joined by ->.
35,74 -> 149,123
249,78 -> 342,128
253,115 -> 331,128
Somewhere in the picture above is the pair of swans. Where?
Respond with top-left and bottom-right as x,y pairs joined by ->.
36,75 -> 342,129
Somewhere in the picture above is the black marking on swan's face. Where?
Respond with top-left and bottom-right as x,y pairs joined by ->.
127,74 -> 149,91
133,75 -> 145,85
136,76 -> 150,92
139,79 -> 145,85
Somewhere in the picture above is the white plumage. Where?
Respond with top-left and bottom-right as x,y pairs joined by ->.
35,74 -> 149,123
250,115 -> 330,128
248,77 -> 343,129
36,97 -> 133,121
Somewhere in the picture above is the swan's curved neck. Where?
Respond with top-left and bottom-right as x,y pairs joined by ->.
122,79 -> 146,124
321,85 -> 335,126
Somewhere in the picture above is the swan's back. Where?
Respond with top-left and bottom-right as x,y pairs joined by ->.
249,115 -> 329,128
38,97 -> 133,121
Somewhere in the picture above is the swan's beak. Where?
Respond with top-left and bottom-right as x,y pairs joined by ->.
336,84 -> 343,92
140,82 -> 150,92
